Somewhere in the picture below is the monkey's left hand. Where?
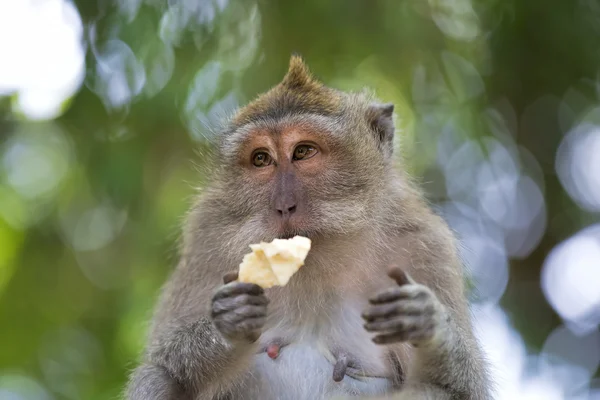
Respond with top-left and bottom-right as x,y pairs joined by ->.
361,267 -> 449,347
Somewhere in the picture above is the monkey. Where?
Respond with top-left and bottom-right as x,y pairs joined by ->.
125,54 -> 492,400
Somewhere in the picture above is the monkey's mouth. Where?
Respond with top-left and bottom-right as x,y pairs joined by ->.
275,225 -> 312,240
270,214 -> 318,241
277,228 -> 311,240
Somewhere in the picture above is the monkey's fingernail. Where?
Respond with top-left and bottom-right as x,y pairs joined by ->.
388,267 -> 410,286
223,271 -> 239,284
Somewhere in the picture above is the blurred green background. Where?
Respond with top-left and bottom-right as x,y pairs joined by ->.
1,0 -> 600,399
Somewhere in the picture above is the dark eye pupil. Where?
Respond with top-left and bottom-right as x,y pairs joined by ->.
253,152 -> 270,167
295,146 -> 312,159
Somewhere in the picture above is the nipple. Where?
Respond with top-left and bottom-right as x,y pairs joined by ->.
267,343 -> 281,359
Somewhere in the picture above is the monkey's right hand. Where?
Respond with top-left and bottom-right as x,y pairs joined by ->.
211,271 -> 269,343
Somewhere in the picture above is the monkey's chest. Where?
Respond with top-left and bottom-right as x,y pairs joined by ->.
230,341 -> 392,400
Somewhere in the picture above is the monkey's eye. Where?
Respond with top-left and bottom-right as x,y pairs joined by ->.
293,144 -> 317,161
252,151 -> 273,167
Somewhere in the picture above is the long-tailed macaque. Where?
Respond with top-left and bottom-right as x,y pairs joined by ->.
125,54 -> 492,400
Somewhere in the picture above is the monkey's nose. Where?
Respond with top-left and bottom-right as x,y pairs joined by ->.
276,203 -> 297,218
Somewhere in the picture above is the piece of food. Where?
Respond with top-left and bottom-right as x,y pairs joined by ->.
237,236 -> 311,288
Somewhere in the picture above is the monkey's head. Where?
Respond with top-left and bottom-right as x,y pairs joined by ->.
212,55 -> 397,241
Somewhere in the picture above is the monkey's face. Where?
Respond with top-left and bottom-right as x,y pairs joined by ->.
220,115 -> 386,240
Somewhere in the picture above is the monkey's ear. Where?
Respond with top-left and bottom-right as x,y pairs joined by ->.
367,103 -> 395,158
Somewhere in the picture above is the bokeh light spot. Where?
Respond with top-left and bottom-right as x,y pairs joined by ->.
0,0 -> 85,120
0,374 -> 53,400
39,327 -> 103,400
2,123 -> 74,201
556,122 -> 600,212
542,224 -> 600,334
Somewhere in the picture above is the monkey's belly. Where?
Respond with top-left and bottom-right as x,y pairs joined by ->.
230,343 -> 392,400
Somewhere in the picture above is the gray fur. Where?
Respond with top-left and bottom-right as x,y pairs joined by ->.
124,66 -> 492,400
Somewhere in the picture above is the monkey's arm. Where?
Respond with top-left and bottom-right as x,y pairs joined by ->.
126,264 -> 265,400
363,219 -> 492,399
364,270 -> 489,400
126,318 -> 249,400
403,229 -> 491,399
394,300 -> 489,400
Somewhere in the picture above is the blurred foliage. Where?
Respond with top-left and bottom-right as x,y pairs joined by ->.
1,0 -> 600,399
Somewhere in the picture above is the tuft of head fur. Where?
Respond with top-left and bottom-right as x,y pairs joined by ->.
232,54 -> 343,127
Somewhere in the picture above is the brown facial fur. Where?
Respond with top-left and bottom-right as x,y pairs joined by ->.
234,125 -> 333,238
210,55 -> 400,244
237,126 -> 330,174
213,109 -> 393,244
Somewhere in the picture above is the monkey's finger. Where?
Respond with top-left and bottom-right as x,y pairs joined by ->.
212,295 -> 269,315
368,287 -> 403,304
332,355 -> 349,382
213,282 -> 264,301
231,305 -> 267,320
388,267 -> 411,286
223,271 -> 239,284
364,315 -> 424,333
237,317 -> 266,334
371,332 -> 406,345
369,284 -> 430,305
362,301 -> 430,321
368,287 -> 417,304
213,303 -> 267,320
371,326 -> 435,345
